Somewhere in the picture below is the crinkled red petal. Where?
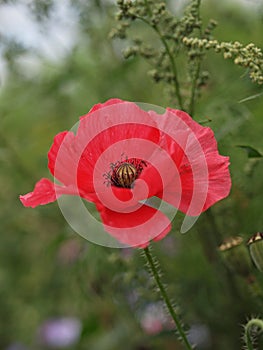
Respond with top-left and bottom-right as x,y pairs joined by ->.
48,130 -> 80,186
20,178 -> 60,208
155,109 -> 231,215
97,203 -> 171,248
20,178 -> 92,208
80,98 -> 124,119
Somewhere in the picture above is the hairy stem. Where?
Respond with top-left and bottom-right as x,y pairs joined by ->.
143,246 -> 193,350
244,318 -> 263,350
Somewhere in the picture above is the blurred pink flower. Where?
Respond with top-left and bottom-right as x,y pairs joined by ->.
140,302 -> 173,335
38,317 -> 82,348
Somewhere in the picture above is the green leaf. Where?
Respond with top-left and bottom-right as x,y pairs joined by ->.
238,92 -> 263,103
237,145 -> 263,158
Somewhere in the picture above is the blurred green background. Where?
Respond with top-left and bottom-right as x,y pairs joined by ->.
1,0 -> 263,349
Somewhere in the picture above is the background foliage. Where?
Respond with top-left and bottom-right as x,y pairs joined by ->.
0,1 -> 263,349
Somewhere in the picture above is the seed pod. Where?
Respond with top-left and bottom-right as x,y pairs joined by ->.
115,163 -> 137,188
247,232 -> 263,272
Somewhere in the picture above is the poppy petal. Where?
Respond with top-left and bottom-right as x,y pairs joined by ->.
80,98 -> 124,119
48,131 -> 79,186
97,203 -> 171,247
20,178 -> 59,208
19,178 -> 82,208
155,114 -> 231,215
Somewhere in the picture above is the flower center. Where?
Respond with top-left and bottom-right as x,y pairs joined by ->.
114,163 -> 137,188
107,158 -> 147,189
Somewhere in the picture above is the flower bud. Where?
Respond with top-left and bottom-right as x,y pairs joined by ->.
218,236 -> 252,277
247,232 -> 263,272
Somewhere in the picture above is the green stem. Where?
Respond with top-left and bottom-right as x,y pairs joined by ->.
139,0 -> 184,110
189,59 -> 201,117
143,246 -> 193,350
244,318 -> 263,350
188,0 -> 202,117
153,25 -> 184,110
205,208 -> 222,245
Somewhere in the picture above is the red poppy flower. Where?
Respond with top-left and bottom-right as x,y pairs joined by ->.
20,99 -> 231,247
